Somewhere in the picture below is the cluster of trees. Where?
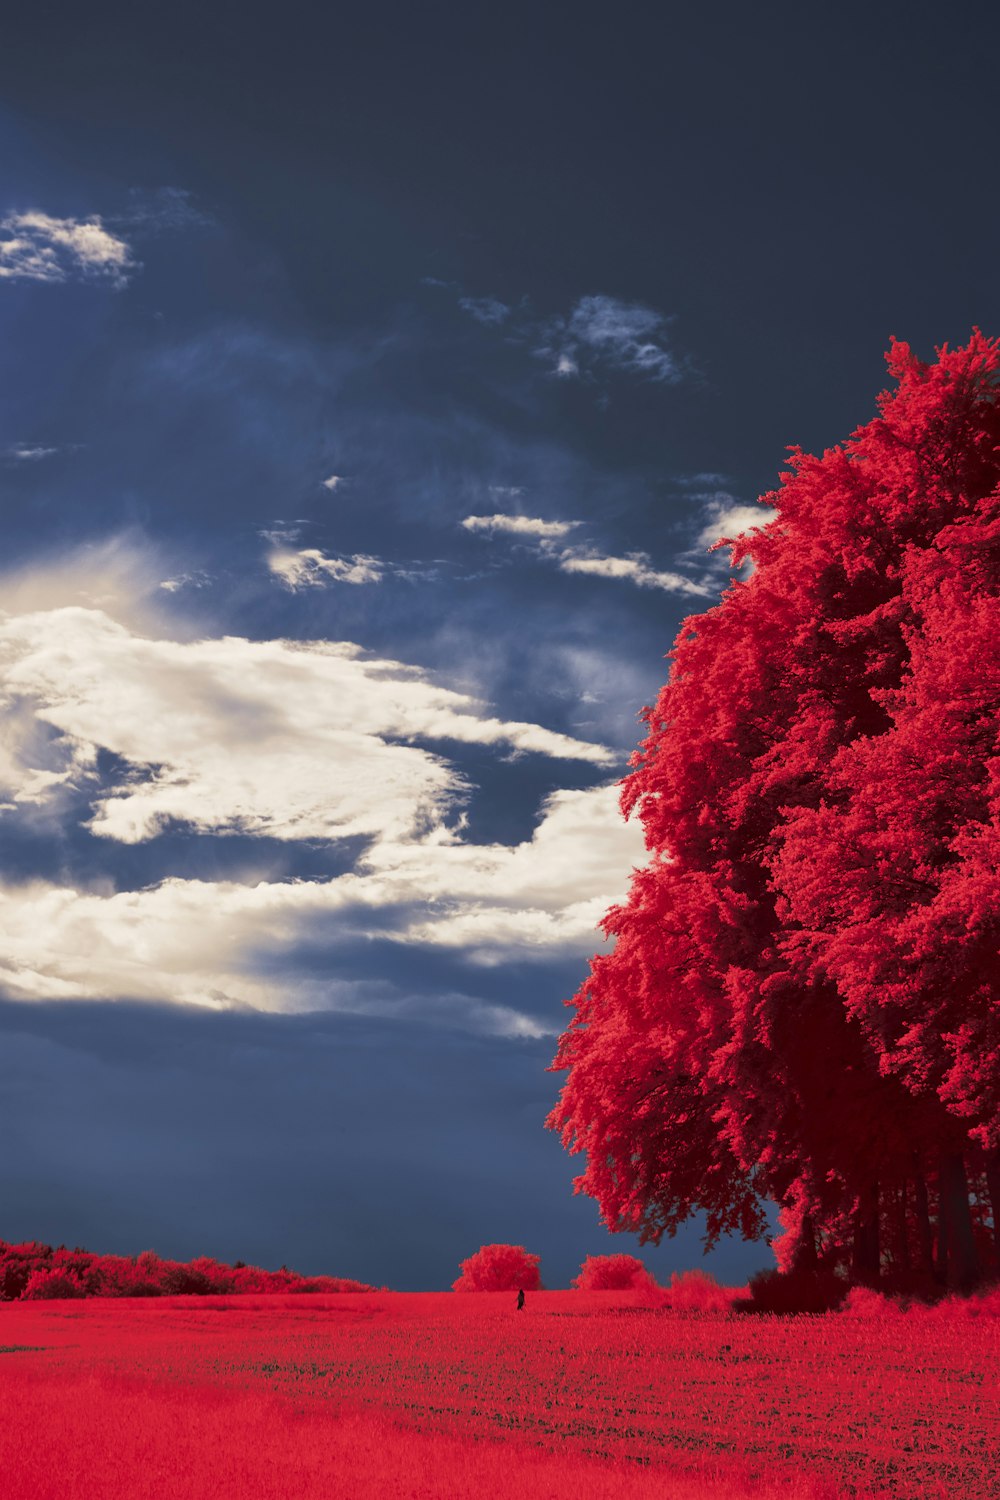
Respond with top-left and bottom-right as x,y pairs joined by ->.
0,1239 -> 373,1300
451,1245 -> 735,1309
549,334 -> 1000,1295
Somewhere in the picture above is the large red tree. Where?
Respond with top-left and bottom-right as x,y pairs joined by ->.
548,333 -> 1000,1291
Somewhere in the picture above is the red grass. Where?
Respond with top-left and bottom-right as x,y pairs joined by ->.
1,1291 -> 996,1498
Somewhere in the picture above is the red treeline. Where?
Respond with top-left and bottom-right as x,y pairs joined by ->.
0,1239 -> 373,1300
549,333 -> 1000,1293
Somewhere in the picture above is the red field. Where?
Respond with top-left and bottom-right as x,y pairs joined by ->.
2,1291 -> 997,1498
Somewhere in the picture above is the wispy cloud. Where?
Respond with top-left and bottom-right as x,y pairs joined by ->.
553,295 -> 681,382
462,511 -> 711,597
461,514 -> 578,541
268,548 -> 384,588
117,186 -> 212,233
157,571 -> 213,594
458,295 -> 510,326
3,445 -> 59,463
447,284 -> 688,387
0,210 -> 135,287
558,550 -> 712,596
321,474 -> 345,492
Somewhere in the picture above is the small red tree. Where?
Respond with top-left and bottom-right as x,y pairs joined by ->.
452,1243 -> 542,1291
572,1254 -> 656,1291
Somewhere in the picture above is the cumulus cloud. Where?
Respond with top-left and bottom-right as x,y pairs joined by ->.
0,210 -> 135,286
0,783 -> 642,1011
0,564 -> 638,1018
695,497 -> 778,552
321,474 -> 345,491
461,514 -> 579,541
268,548 -> 384,588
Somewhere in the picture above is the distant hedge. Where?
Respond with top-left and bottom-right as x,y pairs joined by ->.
0,1240 -> 374,1300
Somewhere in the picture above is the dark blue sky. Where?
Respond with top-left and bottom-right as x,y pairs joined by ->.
0,1 -> 997,1289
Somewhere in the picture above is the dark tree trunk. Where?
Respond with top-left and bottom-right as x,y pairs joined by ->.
913,1170 -> 935,1279
852,1181 -> 881,1285
894,1182 -> 911,1275
792,1212 -> 819,1274
938,1151 -> 980,1293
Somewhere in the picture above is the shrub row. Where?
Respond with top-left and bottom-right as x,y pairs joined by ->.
0,1240 -> 373,1301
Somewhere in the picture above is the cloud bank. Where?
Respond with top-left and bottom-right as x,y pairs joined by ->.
0,577 -> 640,1022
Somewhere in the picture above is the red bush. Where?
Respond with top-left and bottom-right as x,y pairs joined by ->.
452,1244 -> 542,1292
22,1269 -> 86,1300
572,1254 -> 656,1291
665,1270 -> 740,1314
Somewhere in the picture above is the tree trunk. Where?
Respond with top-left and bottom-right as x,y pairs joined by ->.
792,1212 -> 819,1274
894,1182 -> 911,1275
913,1170 -> 935,1279
938,1151 -> 980,1293
852,1181 -> 881,1285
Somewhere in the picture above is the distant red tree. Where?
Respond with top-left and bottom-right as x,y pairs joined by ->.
571,1254 -> 655,1291
452,1244 -> 542,1292
549,333 -> 1000,1293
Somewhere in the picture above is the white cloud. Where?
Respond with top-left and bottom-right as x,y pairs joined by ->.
321,474 -> 344,491
461,514 -> 578,541
459,295 -> 510,326
0,563 -> 640,1018
0,782 -> 642,1011
557,550 -> 712,597
0,599 -> 613,849
0,210 -> 135,287
695,498 -> 778,552
462,514 -> 710,597
268,548 -> 384,588
555,354 -> 579,378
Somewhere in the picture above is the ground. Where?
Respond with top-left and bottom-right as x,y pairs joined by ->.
1,1290 -> 996,1497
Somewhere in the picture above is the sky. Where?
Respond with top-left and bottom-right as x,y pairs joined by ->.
1,1 -> 998,1290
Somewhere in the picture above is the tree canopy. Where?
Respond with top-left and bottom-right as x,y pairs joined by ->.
452,1243 -> 542,1292
548,333 -> 1000,1291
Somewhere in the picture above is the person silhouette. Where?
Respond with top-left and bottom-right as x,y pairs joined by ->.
516,1287 -> 525,1310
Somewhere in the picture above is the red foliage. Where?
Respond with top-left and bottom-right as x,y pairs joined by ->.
549,333 -> 1000,1292
0,1238 -> 373,1300
452,1243 -> 542,1291
572,1253 -> 656,1290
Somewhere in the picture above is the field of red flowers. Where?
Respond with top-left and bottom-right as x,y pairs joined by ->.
2,1290 -> 996,1498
